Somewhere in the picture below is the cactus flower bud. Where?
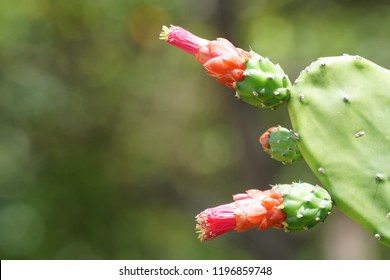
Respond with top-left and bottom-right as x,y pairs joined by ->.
196,189 -> 285,241
260,126 -> 302,164
195,183 -> 332,241
160,25 -> 250,89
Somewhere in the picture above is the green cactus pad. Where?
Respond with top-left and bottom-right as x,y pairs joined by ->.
261,126 -> 302,164
235,52 -> 291,109
273,182 -> 332,231
289,55 -> 390,246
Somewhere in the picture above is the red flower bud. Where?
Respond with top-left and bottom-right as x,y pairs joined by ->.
160,25 -> 250,89
195,189 -> 286,241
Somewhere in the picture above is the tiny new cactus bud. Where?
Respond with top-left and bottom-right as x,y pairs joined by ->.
160,25 -> 250,89
195,183 -> 332,241
259,126 -> 302,164
160,25 -> 291,108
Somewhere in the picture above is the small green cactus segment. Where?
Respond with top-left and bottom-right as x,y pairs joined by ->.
260,126 -> 302,164
289,55 -> 390,246
273,182 -> 332,231
235,52 -> 291,109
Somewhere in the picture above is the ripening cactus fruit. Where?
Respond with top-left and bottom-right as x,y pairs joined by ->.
235,53 -> 291,108
195,182 -> 332,240
273,182 -> 332,231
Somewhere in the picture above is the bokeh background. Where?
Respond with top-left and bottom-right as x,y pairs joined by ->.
1,0 -> 389,259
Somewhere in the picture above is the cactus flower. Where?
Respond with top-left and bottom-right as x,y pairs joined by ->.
160,25 -> 250,89
160,25 -> 291,108
196,189 -> 285,241
196,183 -> 332,241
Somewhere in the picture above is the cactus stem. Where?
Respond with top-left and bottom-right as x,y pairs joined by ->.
374,233 -> 381,240
252,91 -> 259,97
355,131 -> 365,138
318,167 -> 325,174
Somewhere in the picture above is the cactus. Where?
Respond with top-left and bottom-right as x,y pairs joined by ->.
273,182 -> 332,231
259,126 -> 302,164
196,182 -> 332,241
159,25 -> 289,108
289,55 -> 390,246
235,53 -> 291,108
160,26 -> 390,246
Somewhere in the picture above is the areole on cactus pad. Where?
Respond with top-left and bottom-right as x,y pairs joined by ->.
160,25 -> 390,246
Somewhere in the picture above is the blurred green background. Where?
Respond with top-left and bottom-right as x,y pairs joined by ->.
0,0 -> 389,259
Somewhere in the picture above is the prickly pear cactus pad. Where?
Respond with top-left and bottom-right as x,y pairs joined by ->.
288,55 -> 390,246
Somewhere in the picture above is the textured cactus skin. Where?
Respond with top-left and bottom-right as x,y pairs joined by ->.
235,52 -> 291,108
288,55 -> 390,246
274,182 -> 332,231
260,126 -> 302,164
